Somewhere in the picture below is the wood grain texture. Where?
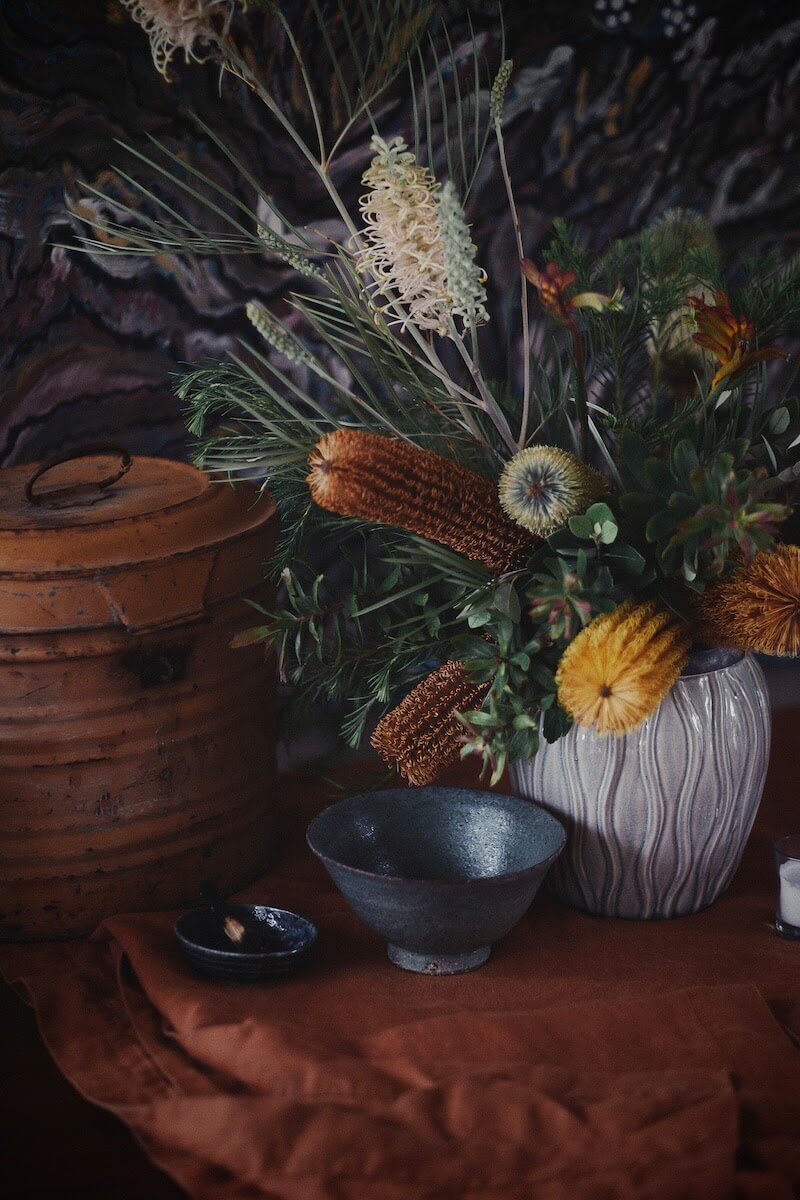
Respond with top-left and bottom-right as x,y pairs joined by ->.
0,1 -> 798,466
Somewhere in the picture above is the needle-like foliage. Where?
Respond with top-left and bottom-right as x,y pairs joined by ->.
81,5 -> 800,775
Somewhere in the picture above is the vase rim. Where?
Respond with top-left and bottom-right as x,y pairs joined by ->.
679,646 -> 744,677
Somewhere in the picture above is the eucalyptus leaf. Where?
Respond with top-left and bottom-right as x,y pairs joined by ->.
597,519 -> 618,544
585,502 -> 616,524
567,515 -> 594,540
768,406 -> 791,436
605,543 -> 646,574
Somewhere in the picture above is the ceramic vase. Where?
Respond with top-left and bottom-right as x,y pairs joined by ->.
509,650 -> 771,919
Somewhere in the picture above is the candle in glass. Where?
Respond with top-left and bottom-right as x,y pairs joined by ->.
775,835 -> 800,939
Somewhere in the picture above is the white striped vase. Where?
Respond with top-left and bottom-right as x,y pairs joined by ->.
510,650 -> 771,919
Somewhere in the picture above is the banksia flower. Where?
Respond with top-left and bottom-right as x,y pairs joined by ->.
693,545 -> 800,657
307,430 -> 535,572
498,446 -> 609,537
358,137 -> 487,334
371,661 -> 490,785
556,600 -> 691,735
120,0 -> 241,78
649,208 -> 720,276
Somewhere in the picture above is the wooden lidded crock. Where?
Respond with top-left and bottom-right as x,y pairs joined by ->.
0,448 -> 278,939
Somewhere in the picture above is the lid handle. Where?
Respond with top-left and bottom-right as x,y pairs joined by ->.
25,445 -> 133,507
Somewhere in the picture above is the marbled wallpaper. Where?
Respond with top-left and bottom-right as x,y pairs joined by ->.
1,0 -> 798,466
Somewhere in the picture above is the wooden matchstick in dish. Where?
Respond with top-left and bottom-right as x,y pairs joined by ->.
200,880 -> 246,946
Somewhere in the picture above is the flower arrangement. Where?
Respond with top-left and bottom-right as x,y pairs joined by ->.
86,3 -> 800,784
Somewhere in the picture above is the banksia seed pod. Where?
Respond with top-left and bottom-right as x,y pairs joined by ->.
693,545 -> 800,657
498,445 -> 610,537
307,429 -> 535,571
371,661 -> 489,786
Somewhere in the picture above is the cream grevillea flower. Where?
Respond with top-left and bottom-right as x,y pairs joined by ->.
120,0 -> 242,78
498,445 -> 608,537
357,137 -> 487,334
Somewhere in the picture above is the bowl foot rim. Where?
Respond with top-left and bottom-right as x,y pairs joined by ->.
387,944 -> 491,974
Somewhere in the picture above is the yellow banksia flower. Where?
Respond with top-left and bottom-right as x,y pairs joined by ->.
371,661 -> 490,786
556,600 -> 691,735
498,445 -> 609,537
693,545 -> 800,657
307,429 -> 535,572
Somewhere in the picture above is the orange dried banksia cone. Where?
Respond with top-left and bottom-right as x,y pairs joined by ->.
307,429 -> 535,572
693,545 -> 800,657
371,661 -> 489,786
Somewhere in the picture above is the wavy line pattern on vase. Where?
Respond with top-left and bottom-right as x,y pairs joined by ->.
570,733 -> 599,912
660,679 -> 707,917
687,658 -> 767,910
688,668 -> 737,913
510,653 -> 771,919
602,733 -> 629,914
532,732 -> 586,910
635,698 -> 670,918
699,657 -> 769,900
532,732 -> 576,909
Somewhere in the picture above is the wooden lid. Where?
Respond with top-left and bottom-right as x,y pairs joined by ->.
0,450 -> 276,635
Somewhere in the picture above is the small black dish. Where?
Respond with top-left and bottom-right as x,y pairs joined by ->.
175,904 -> 317,983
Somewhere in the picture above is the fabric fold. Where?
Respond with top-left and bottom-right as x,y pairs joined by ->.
3,742 -> 800,1199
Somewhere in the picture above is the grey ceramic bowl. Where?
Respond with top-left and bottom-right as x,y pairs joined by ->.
307,786 -> 566,974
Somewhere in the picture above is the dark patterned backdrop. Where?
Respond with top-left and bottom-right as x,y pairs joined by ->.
1,0 -> 799,467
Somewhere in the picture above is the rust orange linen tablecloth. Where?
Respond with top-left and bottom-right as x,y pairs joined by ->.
2,709 -> 800,1200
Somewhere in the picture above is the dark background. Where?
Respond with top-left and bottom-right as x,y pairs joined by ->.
1,0 -> 799,468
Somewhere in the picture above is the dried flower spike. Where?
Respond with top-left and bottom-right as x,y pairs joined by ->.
693,545 -> 800,657
490,59 -> 514,124
438,182 -> 489,330
120,0 -> 242,79
498,445 -> 609,537
371,661 -> 490,785
246,301 -> 315,367
307,429 -> 536,572
256,225 -> 324,280
556,600 -> 691,735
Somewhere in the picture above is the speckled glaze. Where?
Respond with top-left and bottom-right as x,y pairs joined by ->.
175,904 -> 317,983
307,787 -> 565,974
510,651 -> 771,919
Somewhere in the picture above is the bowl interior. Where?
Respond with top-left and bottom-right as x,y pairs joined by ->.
176,905 -> 316,958
307,787 -> 565,882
